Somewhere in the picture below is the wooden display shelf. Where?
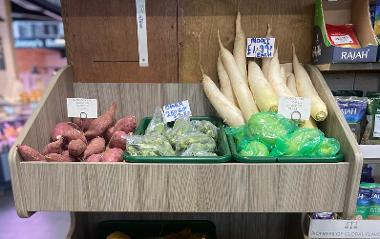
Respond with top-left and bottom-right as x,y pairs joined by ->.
317,63 -> 380,72
8,65 -> 362,219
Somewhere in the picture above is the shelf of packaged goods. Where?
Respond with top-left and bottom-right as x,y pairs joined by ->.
316,63 -> 380,72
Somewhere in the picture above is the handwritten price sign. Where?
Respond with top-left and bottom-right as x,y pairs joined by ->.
246,37 -> 275,58
163,100 -> 192,123
278,96 -> 311,121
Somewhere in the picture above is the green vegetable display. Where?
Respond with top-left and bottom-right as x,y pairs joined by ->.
126,109 -> 219,157
226,112 -> 341,158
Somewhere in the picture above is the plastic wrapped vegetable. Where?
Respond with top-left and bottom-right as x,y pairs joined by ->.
145,108 -> 166,135
181,143 -> 218,156
191,120 -> 218,139
272,128 -> 324,156
247,112 -> 297,147
225,125 -> 249,145
310,138 -> 340,157
175,132 -> 216,151
165,117 -> 193,144
125,134 -> 175,156
239,140 -> 269,156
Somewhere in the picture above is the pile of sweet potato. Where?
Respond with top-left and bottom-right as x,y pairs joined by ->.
17,103 -> 136,163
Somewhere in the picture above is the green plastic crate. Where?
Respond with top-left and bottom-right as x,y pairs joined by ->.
123,116 -> 231,163
227,134 -> 344,163
97,220 -> 216,239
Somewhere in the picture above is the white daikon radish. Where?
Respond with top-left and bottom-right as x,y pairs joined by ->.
301,118 -> 317,129
248,61 -> 278,112
217,54 -> 237,106
292,44 -> 328,121
286,72 -> 298,96
202,71 -> 245,126
267,48 -> 294,97
233,11 -> 247,83
262,24 -> 272,79
218,31 -> 259,121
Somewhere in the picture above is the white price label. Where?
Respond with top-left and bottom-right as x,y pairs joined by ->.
309,219 -> 380,238
163,100 -> 192,123
278,96 -> 311,120
246,37 -> 275,58
67,98 -> 98,118
331,35 -> 353,45
373,114 -> 380,137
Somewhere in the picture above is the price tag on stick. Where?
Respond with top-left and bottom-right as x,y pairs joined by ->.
278,96 -> 311,121
163,100 -> 192,123
246,37 -> 275,58
67,98 -> 98,119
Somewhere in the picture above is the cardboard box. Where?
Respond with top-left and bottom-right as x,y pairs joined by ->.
313,0 -> 378,64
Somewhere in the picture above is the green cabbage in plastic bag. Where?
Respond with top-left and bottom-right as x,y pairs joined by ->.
239,140 -> 269,157
272,128 -> 324,156
310,138 -> 340,157
247,112 -> 297,147
225,125 -> 249,145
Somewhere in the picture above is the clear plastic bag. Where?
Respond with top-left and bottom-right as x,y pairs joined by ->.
191,120 -> 218,139
165,117 -> 193,144
272,128 -> 324,156
180,143 -> 217,156
247,112 -> 297,147
175,132 -> 216,152
145,107 -> 167,136
125,134 -> 175,156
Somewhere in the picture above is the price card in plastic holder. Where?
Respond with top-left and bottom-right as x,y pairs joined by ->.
246,37 -> 275,58
309,219 -> 380,238
67,98 -> 98,119
163,100 -> 192,123
278,96 -> 311,121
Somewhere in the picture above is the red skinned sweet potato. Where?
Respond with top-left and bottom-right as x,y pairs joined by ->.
85,153 -> 103,162
45,153 -> 72,162
102,148 -> 123,162
51,122 -> 76,141
83,137 -> 105,159
62,150 -> 76,162
85,103 -> 117,139
17,145 -> 44,161
105,126 -> 115,142
72,118 -> 94,132
63,128 -> 87,144
114,116 -> 137,133
42,137 -> 64,155
109,131 -> 127,150
68,139 -> 87,157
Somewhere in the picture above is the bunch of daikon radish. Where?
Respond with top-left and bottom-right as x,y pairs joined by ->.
202,12 -> 328,127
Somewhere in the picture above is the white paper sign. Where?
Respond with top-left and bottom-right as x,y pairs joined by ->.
67,98 -> 98,118
246,37 -> 275,58
135,0 -> 149,67
309,219 -> 380,238
373,114 -> 380,137
278,96 -> 311,120
163,100 -> 192,123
